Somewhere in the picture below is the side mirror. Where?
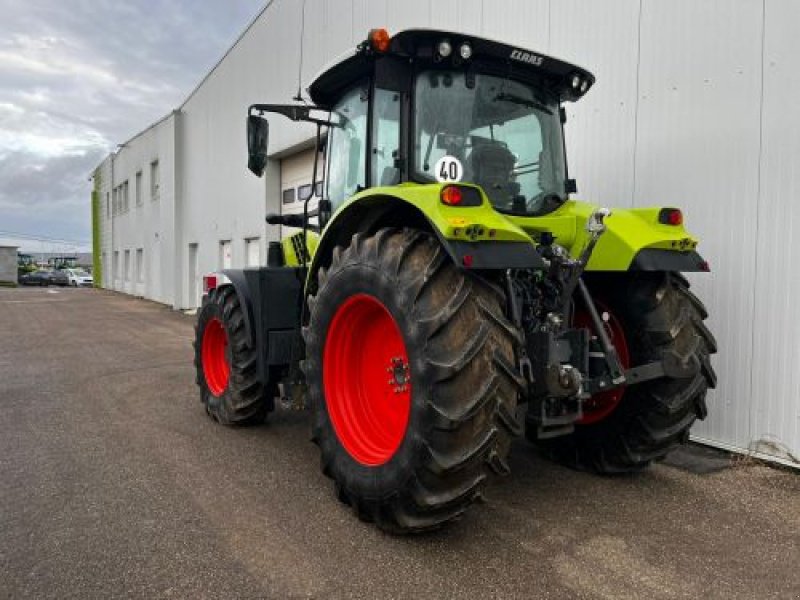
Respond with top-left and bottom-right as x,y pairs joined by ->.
247,115 -> 269,177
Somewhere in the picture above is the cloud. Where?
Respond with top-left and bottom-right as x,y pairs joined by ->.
0,0 -> 265,252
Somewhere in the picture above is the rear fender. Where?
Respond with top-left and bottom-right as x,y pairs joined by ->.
307,185 -> 545,299
509,201 -> 710,272
216,268 -> 303,383
217,269 -> 256,345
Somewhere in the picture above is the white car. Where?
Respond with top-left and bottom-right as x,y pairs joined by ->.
66,269 -> 93,287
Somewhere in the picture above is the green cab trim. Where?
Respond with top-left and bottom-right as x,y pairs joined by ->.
282,230 -> 320,267
91,168 -> 103,288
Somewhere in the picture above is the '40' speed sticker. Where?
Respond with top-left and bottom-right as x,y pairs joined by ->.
434,156 -> 463,183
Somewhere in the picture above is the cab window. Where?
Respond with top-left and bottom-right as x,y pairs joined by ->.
326,85 -> 368,210
370,89 -> 401,186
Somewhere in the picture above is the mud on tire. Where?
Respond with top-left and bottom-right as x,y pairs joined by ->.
303,228 -> 523,533
194,286 -> 272,425
534,272 -> 717,473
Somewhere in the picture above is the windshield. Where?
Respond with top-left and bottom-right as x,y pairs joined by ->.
414,71 -> 566,215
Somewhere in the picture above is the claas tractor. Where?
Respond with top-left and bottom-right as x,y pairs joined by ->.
194,29 -> 717,533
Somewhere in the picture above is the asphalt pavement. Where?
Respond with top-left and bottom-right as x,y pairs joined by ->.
1,287 -> 798,599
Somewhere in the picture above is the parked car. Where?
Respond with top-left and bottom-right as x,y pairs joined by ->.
19,270 -> 53,286
65,269 -> 93,287
49,270 -> 69,287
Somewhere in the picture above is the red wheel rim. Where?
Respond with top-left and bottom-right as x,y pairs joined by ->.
202,317 -> 230,396
323,294 -> 412,466
574,302 -> 630,425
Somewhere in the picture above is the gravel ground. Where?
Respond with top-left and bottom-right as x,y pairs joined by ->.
1,286 -> 798,599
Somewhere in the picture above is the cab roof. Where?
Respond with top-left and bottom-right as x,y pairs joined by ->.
308,28 -> 595,108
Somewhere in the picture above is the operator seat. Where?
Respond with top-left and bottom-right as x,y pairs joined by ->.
470,141 -> 519,207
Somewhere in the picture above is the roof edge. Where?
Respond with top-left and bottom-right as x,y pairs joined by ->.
179,0 -> 278,109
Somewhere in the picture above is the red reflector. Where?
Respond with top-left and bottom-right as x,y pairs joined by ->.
369,28 -> 391,53
441,186 -> 463,206
659,208 -> 683,226
462,254 -> 474,268
701,260 -> 711,272
203,275 -> 217,293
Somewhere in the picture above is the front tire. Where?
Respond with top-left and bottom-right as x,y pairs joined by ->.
193,286 -> 272,425
533,272 -> 717,473
304,229 -> 522,533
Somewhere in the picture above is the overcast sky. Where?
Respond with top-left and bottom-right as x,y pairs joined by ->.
0,0 -> 266,253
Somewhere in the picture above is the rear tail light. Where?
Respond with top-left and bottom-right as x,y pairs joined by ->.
658,208 -> 683,226
203,274 -> 218,293
440,185 -> 463,206
440,185 -> 482,207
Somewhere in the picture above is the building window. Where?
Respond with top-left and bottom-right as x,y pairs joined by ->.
135,171 -> 143,207
106,192 -> 110,218
297,184 -> 312,202
124,250 -> 130,281
113,251 -> 119,279
282,188 -> 295,204
150,160 -> 160,201
123,180 -> 129,213
136,248 -> 144,283
219,240 -> 232,269
245,237 -> 260,267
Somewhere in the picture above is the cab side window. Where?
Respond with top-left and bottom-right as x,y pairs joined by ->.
326,85 -> 368,210
371,89 -> 400,186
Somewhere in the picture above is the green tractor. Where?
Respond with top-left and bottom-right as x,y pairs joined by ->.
194,29 -> 716,532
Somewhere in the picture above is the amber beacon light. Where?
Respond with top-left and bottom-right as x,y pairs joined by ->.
369,28 -> 391,53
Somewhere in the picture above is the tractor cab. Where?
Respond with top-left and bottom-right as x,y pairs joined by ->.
248,28 -> 594,230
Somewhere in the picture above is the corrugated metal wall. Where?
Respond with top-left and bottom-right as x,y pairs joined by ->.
286,0 -> 799,463
99,0 -> 800,464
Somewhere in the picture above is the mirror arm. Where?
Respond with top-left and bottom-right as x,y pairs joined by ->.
249,103 -> 331,126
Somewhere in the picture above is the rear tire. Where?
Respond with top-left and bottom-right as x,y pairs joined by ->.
194,286 -> 272,425
304,228 -> 522,533
533,272 -> 717,473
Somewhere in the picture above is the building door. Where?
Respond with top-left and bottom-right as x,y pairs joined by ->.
245,238 -> 260,267
151,234 -> 161,302
219,240 -> 232,269
123,250 -> 130,292
188,243 -> 199,308
135,248 -> 144,296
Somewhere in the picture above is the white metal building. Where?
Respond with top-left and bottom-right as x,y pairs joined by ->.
91,0 -> 800,466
